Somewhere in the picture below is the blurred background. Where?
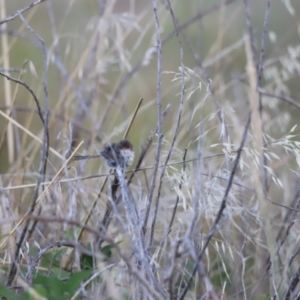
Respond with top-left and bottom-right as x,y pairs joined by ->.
1,0 -> 300,170
1,0 -> 300,298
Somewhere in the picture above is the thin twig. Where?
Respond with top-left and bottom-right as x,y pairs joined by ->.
179,112 -> 252,300
0,72 -> 45,125
97,105 -> 171,248
109,0 -> 237,113
167,148 -> 188,235
0,141 -> 83,251
26,240 -> 89,283
63,98 -> 144,270
74,98 -> 143,240
115,167 -> 139,226
0,109 -> 62,158
284,266 -> 300,300
142,0 -> 164,240
256,0 -> 271,90
7,13 -> 51,286
19,11 -> 50,179
0,61 -> 28,157
0,152 -> 268,195
148,0 -> 186,250
4,14 -> 50,282
0,0 -> 46,25
124,98 -> 144,138
259,89 -> 300,110
0,105 -> 103,139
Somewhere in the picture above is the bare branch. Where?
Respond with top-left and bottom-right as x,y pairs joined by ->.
148,0 -> 186,249
257,0 -> 272,89
0,0 -> 46,26
179,112 -> 252,300
142,0 -> 164,241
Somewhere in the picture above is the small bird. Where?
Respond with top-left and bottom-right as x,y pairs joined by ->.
73,139 -> 134,170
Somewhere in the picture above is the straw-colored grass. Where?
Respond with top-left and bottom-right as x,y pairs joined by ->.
0,0 -> 300,299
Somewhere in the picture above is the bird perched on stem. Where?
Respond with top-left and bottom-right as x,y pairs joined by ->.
73,139 -> 134,170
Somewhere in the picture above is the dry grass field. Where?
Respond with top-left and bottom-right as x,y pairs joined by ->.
1,0 -> 300,299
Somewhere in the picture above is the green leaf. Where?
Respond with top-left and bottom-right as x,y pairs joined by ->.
100,244 -> 113,258
0,284 -> 19,300
53,248 -> 68,261
65,269 -> 93,295
32,285 -> 48,297
22,285 -> 48,300
33,273 -> 65,296
50,267 -> 70,278
80,253 -> 93,270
